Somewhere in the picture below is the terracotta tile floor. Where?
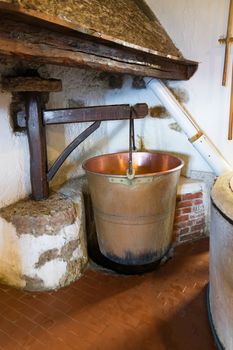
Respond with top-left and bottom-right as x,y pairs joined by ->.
0,238 -> 216,350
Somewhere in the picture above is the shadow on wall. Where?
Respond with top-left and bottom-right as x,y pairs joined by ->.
50,120 -> 132,190
135,137 -> 190,176
49,122 -> 109,190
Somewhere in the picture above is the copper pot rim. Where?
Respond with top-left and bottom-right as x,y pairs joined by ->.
82,151 -> 184,178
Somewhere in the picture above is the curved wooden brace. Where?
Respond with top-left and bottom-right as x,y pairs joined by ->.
47,121 -> 101,181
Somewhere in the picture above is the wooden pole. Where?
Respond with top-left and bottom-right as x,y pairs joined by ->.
222,0 -> 233,86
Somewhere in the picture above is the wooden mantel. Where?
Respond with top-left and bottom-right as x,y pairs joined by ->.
0,0 -> 198,80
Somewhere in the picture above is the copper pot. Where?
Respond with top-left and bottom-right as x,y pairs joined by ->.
83,152 -> 183,266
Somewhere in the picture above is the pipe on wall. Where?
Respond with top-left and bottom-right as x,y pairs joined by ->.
145,78 -> 232,176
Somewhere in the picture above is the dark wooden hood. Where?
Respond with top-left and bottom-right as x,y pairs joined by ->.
0,0 -> 198,79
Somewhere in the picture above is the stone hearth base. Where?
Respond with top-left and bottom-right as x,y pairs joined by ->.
0,175 -> 209,290
0,179 -> 87,291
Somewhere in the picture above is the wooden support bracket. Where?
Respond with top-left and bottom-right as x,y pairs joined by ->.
4,76 -> 148,200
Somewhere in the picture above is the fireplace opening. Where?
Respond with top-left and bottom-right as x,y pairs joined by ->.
0,1 -> 232,349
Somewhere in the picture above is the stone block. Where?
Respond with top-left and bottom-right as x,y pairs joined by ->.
0,184 -> 88,291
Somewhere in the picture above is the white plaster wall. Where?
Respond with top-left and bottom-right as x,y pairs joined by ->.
0,0 -> 232,207
0,66 -> 110,208
39,66 -> 109,187
104,78 -> 211,175
146,0 -> 233,167
0,91 -> 30,207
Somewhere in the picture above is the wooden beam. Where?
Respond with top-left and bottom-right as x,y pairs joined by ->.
43,103 -> 148,125
0,16 -> 198,80
25,93 -> 49,200
1,77 -> 62,92
222,0 -> 233,86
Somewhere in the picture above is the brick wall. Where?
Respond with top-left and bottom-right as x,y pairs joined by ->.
174,178 -> 208,245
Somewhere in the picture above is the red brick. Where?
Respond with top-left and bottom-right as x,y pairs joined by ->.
180,227 -> 190,235
191,224 -> 205,232
190,231 -> 206,238
174,222 -> 188,229
177,200 -> 192,208
175,209 -> 182,216
195,218 -> 205,225
193,199 -> 203,205
175,214 -> 189,222
174,219 -> 196,229
181,192 -> 203,200
189,213 -> 204,220
175,217 -> 206,232
180,231 -> 206,242
188,220 -> 197,226
179,235 -> 190,242
182,207 -> 192,214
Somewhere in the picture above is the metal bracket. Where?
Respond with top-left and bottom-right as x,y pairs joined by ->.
108,176 -> 154,186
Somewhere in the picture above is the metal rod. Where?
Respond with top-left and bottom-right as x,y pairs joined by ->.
131,116 -> 136,151
128,108 -> 135,176
47,121 -> 101,181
